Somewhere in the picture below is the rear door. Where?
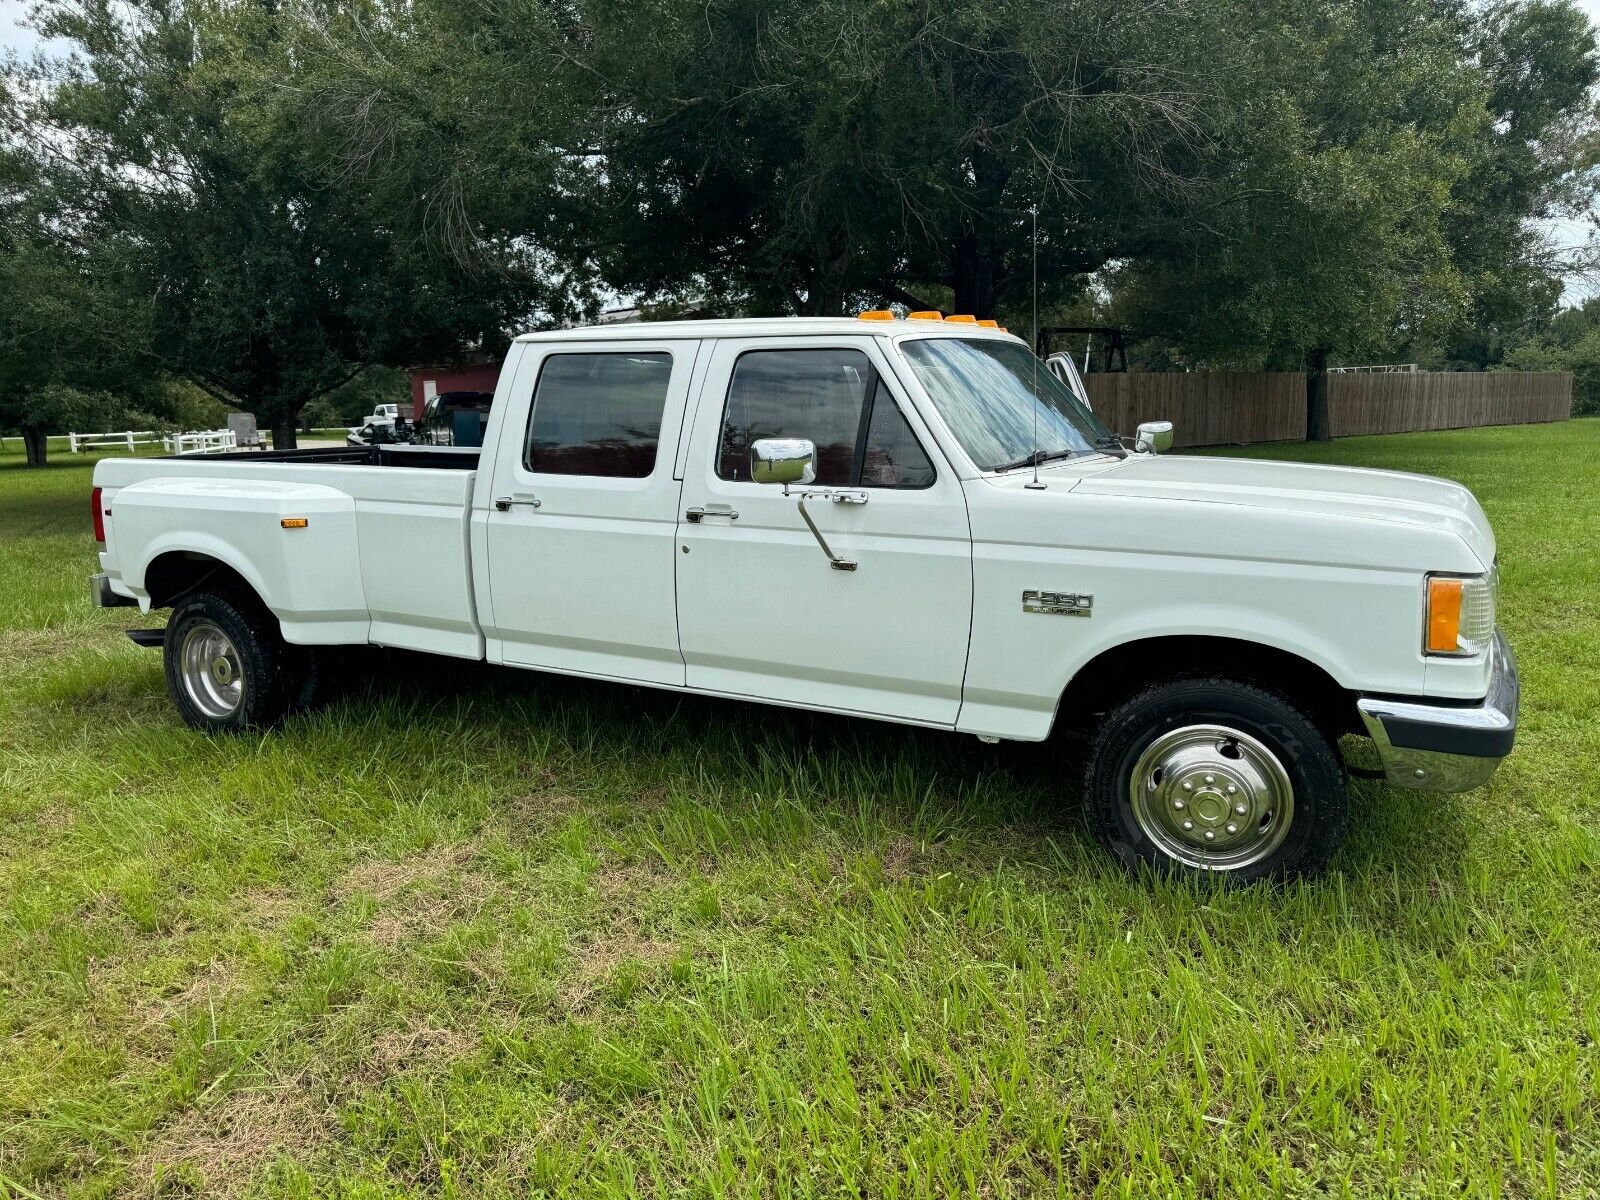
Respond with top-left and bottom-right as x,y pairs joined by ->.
674,335 -> 973,725
482,338 -> 698,686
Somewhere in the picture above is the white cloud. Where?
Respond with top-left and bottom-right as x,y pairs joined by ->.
0,0 -> 42,56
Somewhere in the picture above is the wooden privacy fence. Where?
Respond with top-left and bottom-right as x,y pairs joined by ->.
1083,371 -> 1572,448
1084,373 -> 1305,448
1328,371 -> 1570,437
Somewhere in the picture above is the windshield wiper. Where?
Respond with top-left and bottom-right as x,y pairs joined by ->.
993,448 -> 1080,473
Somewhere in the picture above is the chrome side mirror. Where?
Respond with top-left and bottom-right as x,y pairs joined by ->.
1134,420 -> 1174,454
751,437 -> 816,487
749,436 -> 862,572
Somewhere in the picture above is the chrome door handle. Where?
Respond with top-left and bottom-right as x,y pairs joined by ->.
684,505 -> 739,523
494,495 -> 541,511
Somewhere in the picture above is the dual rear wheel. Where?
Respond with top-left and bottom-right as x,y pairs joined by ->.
163,588 -> 321,730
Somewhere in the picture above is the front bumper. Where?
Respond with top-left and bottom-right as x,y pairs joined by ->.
1356,629 -> 1519,792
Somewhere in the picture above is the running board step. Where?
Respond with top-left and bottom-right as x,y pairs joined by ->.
125,629 -> 165,647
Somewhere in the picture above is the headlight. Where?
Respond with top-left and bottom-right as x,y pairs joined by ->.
1425,570 -> 1496,656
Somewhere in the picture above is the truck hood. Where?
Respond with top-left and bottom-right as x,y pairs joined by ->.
1069,454 -> 1495,567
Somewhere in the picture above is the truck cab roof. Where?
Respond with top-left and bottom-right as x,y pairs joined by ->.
515,317 -> 1019,343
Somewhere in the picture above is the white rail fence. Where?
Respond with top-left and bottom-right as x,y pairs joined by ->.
66,430 -> 162,453
30,428 -> 241,455
162,429 -> 238,455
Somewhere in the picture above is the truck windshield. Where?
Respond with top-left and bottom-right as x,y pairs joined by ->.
899,338 -> 1120,471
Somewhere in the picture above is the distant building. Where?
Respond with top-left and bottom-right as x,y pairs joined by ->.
407,306 -> 674,417
407,356 -> 501,420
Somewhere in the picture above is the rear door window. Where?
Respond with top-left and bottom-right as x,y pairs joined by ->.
525,352 -> 673,477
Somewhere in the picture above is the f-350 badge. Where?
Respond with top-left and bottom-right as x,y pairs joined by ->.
1022,590 -> 1093,617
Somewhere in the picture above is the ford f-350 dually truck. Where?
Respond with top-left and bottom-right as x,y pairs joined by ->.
89,315 -> 1518,881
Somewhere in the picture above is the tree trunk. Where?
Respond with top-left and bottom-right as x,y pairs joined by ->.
950,233 -> 995,317
1306,347 -> 1332,443
272,413 -> 298,452
21,426 -> 48,467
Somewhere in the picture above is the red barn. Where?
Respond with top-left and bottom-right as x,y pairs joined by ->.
408,358 -> 503,420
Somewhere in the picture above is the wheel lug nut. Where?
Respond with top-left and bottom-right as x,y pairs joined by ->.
1204,830 -> 1215,841
1181,782 -> 1193,791
1235,802 -> 1247,815
1173,799 -> 1185,810
1226,785 -> 1237,795
1181,820 -> 1194,831
1226,823 -> 1238,834
1204,774 -> 1215,785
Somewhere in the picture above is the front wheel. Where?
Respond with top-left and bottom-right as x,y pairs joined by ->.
1083,677 -> 1348,882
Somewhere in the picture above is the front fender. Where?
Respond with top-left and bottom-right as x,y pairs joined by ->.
957,548 -> 1423,741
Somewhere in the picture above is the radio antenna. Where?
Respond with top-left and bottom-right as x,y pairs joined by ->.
1026,203 -> 1046,490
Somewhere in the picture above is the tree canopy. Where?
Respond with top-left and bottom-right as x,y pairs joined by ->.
1,0 -> 1595,454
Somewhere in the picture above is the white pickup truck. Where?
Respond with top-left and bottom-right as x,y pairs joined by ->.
90,316 -> 1517,881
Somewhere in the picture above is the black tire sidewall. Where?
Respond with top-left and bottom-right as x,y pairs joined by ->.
1085,678 -> 1348,882
163,589 -> 293,731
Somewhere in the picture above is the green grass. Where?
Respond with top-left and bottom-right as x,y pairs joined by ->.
1,424 -> 1596,1198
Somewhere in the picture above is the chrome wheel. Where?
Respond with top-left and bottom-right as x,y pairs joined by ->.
178,620 -> 245,720
1128,724 -> 1294,871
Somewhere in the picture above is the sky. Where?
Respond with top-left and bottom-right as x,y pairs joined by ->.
2,0 -> 1597,300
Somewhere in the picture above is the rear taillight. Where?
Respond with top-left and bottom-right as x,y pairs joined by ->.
91,486 -> 106,543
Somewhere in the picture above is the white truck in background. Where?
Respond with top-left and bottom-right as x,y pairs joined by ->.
90,315 -> 1517,882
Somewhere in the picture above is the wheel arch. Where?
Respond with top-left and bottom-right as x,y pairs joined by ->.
1055,634 -> 1360,742
142,549 -> 267,613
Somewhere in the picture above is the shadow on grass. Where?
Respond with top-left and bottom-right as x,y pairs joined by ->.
33,631 -> 1478,932
304,646 -> 1473,890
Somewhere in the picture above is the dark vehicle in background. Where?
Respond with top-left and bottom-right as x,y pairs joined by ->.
420,391 -> 494,447
343,392 -> 493,448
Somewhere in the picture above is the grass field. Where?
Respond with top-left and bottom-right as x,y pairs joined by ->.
1,423 -> 1596,1198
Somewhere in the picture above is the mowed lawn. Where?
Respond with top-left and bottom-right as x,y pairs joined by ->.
1,423 -> 1596,1198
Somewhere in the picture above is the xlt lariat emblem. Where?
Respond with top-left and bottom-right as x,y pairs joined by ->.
1023,590 -> 1093,617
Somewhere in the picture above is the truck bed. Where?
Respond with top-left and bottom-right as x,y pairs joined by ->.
96,446 -> 487,660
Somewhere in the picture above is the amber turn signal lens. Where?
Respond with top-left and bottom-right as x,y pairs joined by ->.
978,319 -> 999,328
857,310 -> 895,321
907,310 -> 943,321
946,314 -> 978,324
1426,577 -> 1464,653
281,517 -> 309,529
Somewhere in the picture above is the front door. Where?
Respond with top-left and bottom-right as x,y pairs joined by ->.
675,337 -> 973,725
484,339 -> 698,686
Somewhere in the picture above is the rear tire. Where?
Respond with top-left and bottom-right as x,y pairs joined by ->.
163,588 -> 303,731
1083,676 -> 1348,882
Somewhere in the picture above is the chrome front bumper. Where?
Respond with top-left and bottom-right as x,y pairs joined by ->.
1356,630 -> 1519,792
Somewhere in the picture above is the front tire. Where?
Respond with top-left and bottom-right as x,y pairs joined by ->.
1083,677 -> 1348,882
163,588 -> 303,731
